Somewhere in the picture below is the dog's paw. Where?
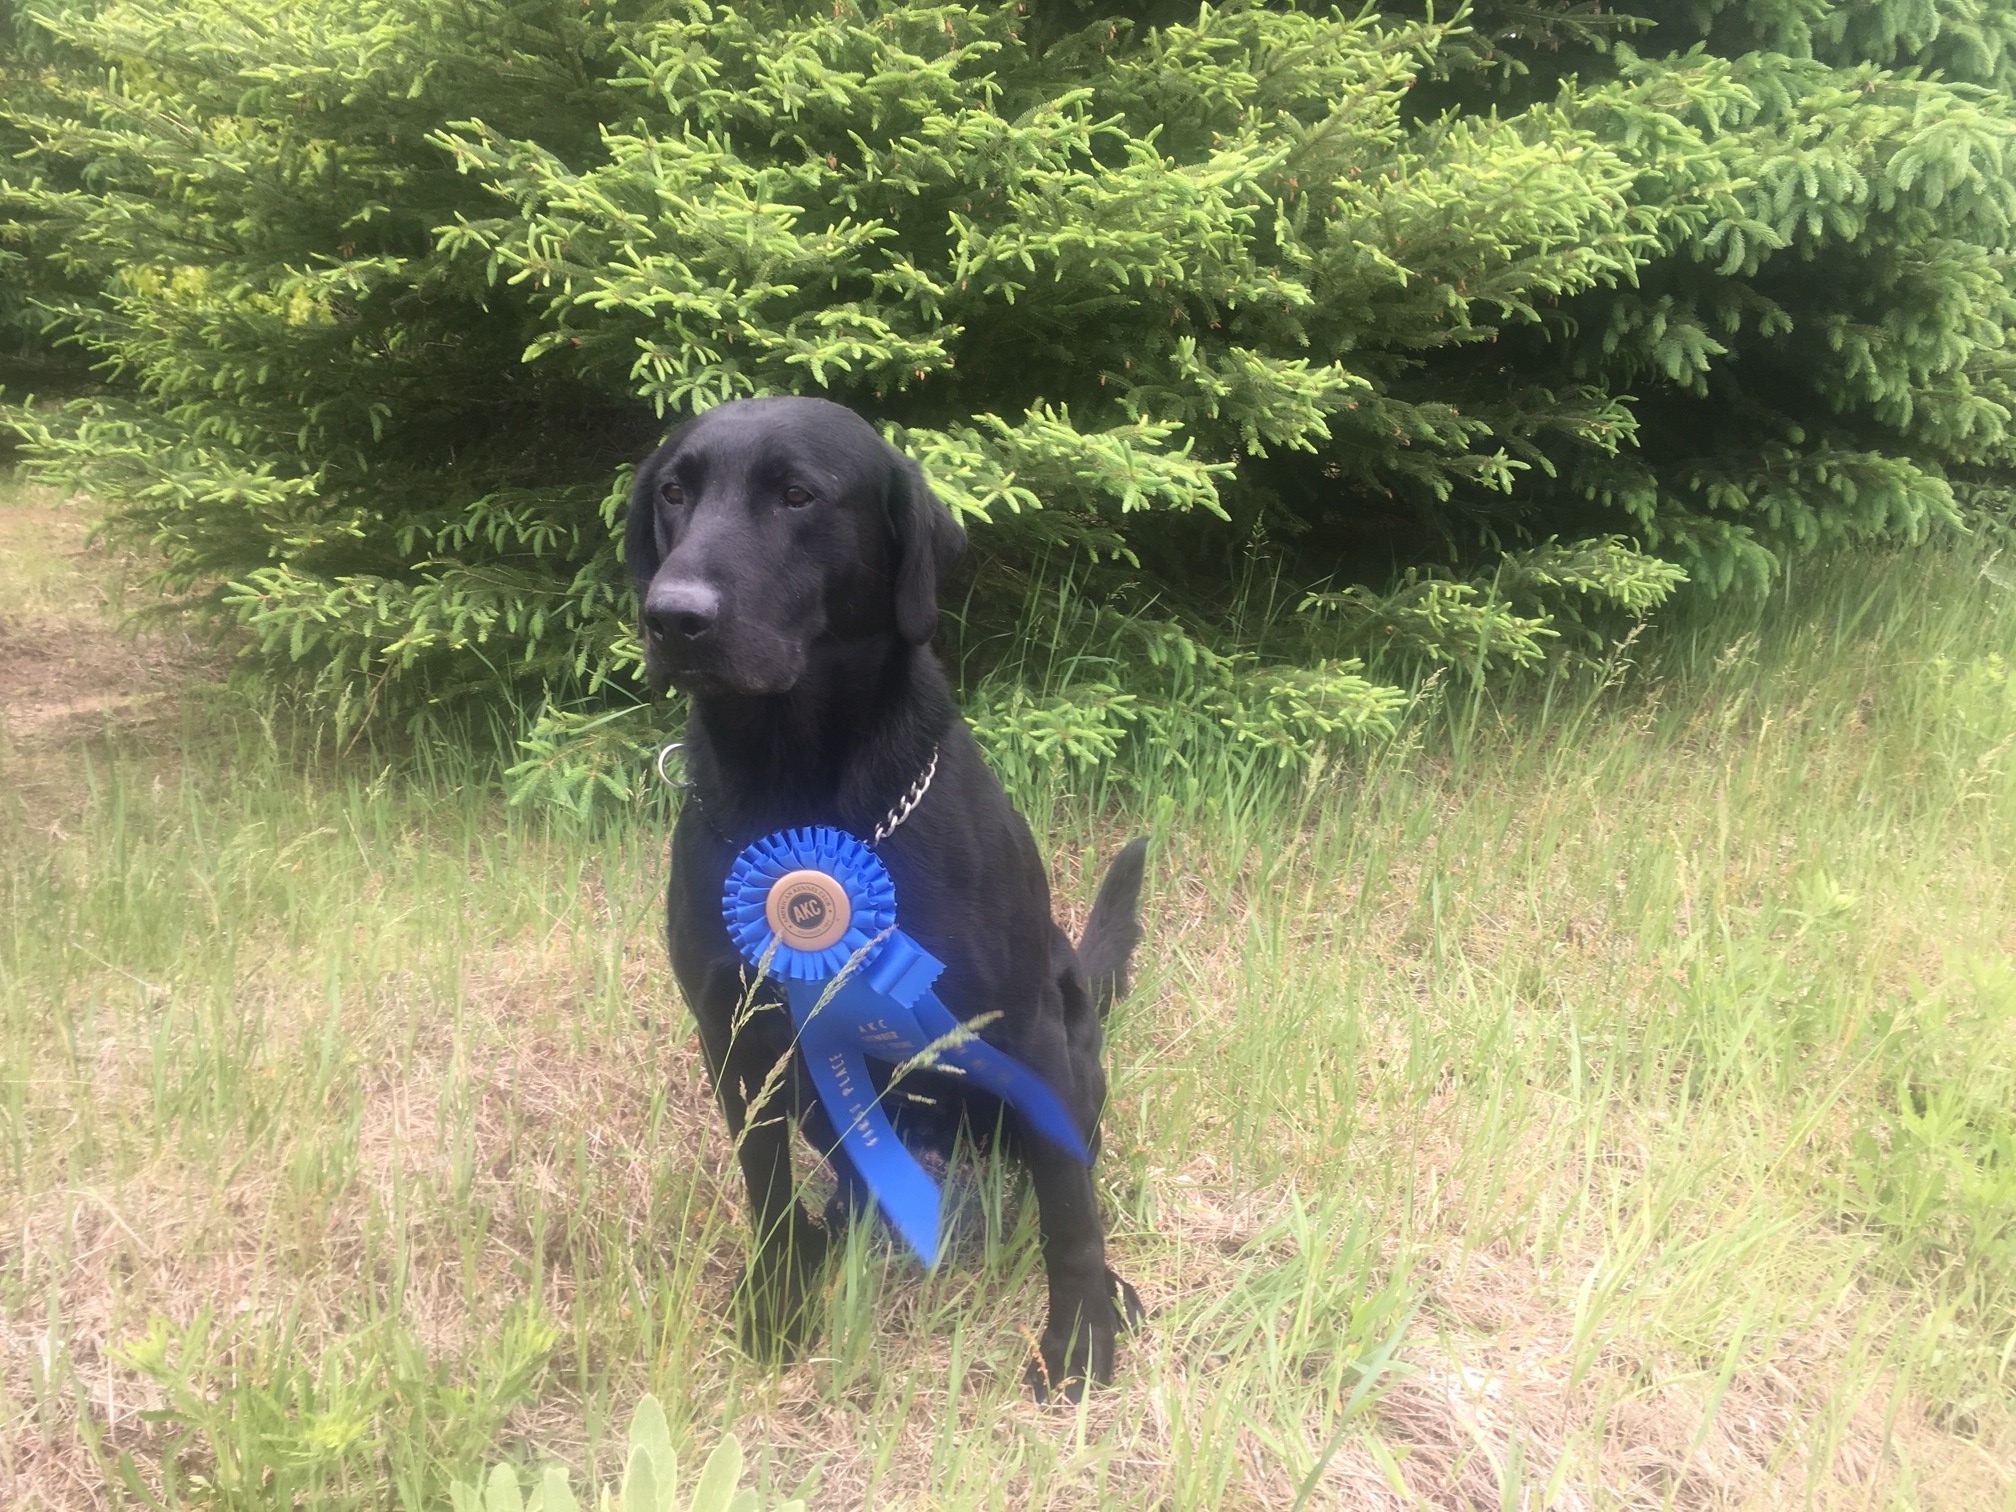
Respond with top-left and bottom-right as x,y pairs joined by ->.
734,1215 -> 828,1365
1023,1280 -> 1139,1404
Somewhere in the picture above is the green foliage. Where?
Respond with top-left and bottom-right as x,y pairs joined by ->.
113,1304 -> 557,1509
450,1397 -> 806,1512
0,0 -> 105,408
1438,1 -> 2016,597
3,0 -> 2013,788
2,0 -> 652,729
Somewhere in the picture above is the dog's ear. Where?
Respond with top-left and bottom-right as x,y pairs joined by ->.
887,446 -> 967,645
623,420 -> 695,600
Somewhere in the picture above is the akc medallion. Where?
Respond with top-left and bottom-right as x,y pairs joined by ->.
765,868 -> 851,951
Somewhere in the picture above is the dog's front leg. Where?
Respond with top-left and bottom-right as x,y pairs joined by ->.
695,999 -> 829,1363
1022,1148 -> 1143,1401
727,1081 -> 828,1362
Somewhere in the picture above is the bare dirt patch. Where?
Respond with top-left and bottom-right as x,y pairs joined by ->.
0,497 -> 214,760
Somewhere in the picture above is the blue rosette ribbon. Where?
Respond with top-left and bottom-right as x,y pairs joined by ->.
723,826 -> 1090,1267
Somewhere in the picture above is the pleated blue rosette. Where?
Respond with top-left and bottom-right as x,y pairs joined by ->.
723,826 -> 898,980
722,825 -> 1090,1267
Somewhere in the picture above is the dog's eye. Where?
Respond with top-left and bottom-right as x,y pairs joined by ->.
782,485 -> 814,508
660,482 -> 684,506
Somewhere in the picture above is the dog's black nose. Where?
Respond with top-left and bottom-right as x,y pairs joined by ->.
643,581 -> 720,641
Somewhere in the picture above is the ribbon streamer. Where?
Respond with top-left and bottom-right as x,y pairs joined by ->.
723,826 -> 1089,1267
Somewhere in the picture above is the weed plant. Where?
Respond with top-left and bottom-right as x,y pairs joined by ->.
3,501 -> 2015,1505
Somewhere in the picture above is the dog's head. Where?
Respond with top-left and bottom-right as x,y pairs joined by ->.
624,397 -> 967,697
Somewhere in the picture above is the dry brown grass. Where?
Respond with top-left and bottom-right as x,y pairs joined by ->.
5,919 -> 2009,1508
5,495 -> 2015,1508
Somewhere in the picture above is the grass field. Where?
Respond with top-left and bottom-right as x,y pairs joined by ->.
4,478 -> 2015,1509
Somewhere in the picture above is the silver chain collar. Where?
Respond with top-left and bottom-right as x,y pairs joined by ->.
870,745 -> 939,846
653,739 -> 939,849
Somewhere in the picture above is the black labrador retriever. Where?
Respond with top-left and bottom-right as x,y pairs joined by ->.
625,396 -> 1147,1398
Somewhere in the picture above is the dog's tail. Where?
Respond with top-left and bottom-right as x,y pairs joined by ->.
1079,837 -> 1149,1018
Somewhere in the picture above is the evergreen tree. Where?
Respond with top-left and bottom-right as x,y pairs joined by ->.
0,1 -> 106,417
4,0 -> 664,728
1388,0 -> 2016,589
5,0 -> 2010,800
